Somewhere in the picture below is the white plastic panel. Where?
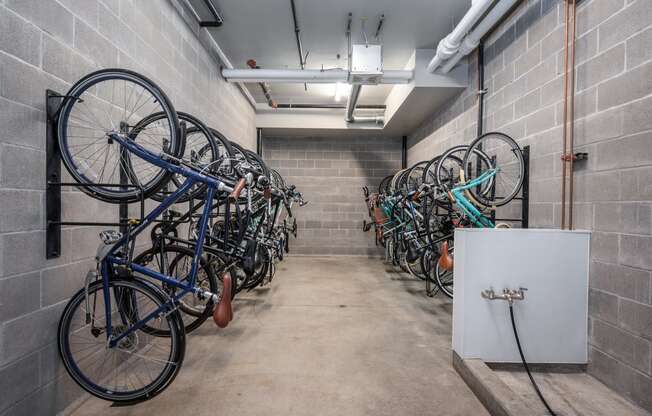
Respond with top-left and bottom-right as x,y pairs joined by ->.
452,228 -> 590,364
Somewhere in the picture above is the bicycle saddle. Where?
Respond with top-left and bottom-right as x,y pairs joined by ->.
438,241 -> 454,272
213,273 -> 233,328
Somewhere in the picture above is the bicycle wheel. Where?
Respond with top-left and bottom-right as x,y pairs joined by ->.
421,249 -> 440,296
133,245 -> 218,333
244,149 -> 270,178
435,240 -> 454,298
463,132 -> 524,207
200,128 -> 238,183
228,140 -> 250,165
270,169 -> 286,190
58,278 -> 185,402
57,68 -> 181,203
423,195 -> 455,248
143,112 -> 220,202
434,146 -> 467,190
378,175 -> 393,195
388,169 -> 407,194
239,243 -> 270,290
421,155 -> 440,185
404,161 -> 429,193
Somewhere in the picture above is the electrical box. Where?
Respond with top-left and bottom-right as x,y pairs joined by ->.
350,44 -> 383,84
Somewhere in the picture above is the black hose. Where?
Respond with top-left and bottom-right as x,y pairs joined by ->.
509,304 -> 557,416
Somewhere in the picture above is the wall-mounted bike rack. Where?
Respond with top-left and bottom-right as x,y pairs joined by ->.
45,90 -> 192,259
45,90 -> 148,259
490,145 -> 530,228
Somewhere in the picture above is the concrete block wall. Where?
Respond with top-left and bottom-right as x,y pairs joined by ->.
263,135 -> 401,256
0,0 -> 256,414
407,0 -> 652,411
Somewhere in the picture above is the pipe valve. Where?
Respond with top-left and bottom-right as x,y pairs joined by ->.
481,287 -> 527,305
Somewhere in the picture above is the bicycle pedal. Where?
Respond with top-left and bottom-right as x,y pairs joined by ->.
99,230 -> 123,244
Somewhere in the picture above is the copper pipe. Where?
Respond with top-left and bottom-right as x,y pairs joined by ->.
568,0 -> 577,230
561,0 -> 570,229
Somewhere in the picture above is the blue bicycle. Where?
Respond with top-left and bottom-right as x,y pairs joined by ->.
55,69 -> 249,402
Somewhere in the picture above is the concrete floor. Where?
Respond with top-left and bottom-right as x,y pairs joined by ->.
494,368 -> 651,415
69,256 -> 488,416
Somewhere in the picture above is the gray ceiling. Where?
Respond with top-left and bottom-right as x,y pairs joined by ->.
189,0 -> 471,105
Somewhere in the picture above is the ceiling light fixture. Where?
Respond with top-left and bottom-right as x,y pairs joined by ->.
334,82 -> 351,102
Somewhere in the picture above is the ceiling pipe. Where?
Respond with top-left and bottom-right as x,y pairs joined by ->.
350,115 -> 384,124
374,14 -> 385,39
277,103 -> 385,109
289,0 -> 308,91
198,0 -> 224,27
221,68 -> 412,84
346,13 -> 353,71
426,0 -> 494,73
223,68 -> 348,83
345,84 -> 362,122
440,0 -> 519,73
344,84 -> 384,124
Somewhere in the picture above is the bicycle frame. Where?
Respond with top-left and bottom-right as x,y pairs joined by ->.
451,169 -> 497,228
100,133 -> 234,347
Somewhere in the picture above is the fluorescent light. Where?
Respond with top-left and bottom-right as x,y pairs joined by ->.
334,82 -> 351,102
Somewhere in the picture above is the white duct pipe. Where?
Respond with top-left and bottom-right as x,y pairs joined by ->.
441,0 -> 518,73
345,84 -> 363,122
221,68 -> 413,85
223,68 -> 348,83
350,115 -> 384,124
426,0 -> 494,73
344,85 -> 384,124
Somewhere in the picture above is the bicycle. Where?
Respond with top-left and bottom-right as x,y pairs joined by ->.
55,69 -> 261,402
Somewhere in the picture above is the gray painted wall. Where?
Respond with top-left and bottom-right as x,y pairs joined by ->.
407,0 -> 652,411
263,135 -> 401,256
0,0 -> 256,414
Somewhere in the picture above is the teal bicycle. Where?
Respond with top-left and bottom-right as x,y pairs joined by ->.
431,132 -> 525,296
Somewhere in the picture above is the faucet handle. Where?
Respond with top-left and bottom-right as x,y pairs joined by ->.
481,288 -> 495,299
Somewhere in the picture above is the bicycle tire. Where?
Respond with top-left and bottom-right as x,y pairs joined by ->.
435,240 -> 454,298
138,112 -> 218,203
463,132 -> 524,207
57,68 -> 181,203
58,277 -> 185,402
133,245 -> 218,333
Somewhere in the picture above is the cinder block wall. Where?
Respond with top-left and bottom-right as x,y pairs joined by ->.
407,0 -> 652,410
263,135 -> 401,256
0,0 -> 256,414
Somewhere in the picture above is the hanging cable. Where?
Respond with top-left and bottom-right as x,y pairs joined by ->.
509,305 -> 557,416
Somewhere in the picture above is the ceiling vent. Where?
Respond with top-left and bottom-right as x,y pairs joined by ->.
349,44 -> 383,85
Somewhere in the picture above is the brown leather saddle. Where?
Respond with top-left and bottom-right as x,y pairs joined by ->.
213,273 -> 234,328
438,241 -> 454,271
